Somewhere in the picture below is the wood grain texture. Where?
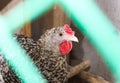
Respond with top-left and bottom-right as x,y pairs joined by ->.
22,22 -> 31,37
68,60 -> 90,79
79,71 -> 110,83
31,8 -> 54,40
53,4 -> 71,27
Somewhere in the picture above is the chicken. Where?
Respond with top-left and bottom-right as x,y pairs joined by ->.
0,24 -> 78,83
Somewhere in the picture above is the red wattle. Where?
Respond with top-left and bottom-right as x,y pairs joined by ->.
59,41 -> 72,55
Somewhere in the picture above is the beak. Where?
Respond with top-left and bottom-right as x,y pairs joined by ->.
68,35 -> 79,42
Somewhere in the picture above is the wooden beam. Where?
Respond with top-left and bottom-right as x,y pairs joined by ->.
68,60 -> 90,78
22,22 -> 31,37
78,71 -> 110,83
53,4 -> 71,27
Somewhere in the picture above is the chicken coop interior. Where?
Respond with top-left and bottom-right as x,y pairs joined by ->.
1,0 -> 120,83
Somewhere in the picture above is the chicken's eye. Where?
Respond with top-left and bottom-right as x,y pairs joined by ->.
59,33 -> 63,36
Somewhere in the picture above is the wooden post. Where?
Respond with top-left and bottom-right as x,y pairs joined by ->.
53,4 -> 71,27
22,22 -> 31,37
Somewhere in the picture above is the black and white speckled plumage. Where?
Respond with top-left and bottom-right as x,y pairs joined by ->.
0,27 -> 70,83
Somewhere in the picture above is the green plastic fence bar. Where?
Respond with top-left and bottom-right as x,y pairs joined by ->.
59,0 -> 120,83
0,18 -> 47,83
4,0 -> 56,32
0,0 -> 56,83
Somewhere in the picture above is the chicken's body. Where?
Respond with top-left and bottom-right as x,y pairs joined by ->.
0,24 -> 78,83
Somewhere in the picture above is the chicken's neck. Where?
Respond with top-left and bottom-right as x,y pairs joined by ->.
36,29 -> 61,57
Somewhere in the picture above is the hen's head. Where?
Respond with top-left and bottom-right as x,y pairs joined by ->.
50,24 -> 78,55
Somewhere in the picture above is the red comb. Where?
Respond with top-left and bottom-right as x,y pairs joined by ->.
64,24 -> 74,35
